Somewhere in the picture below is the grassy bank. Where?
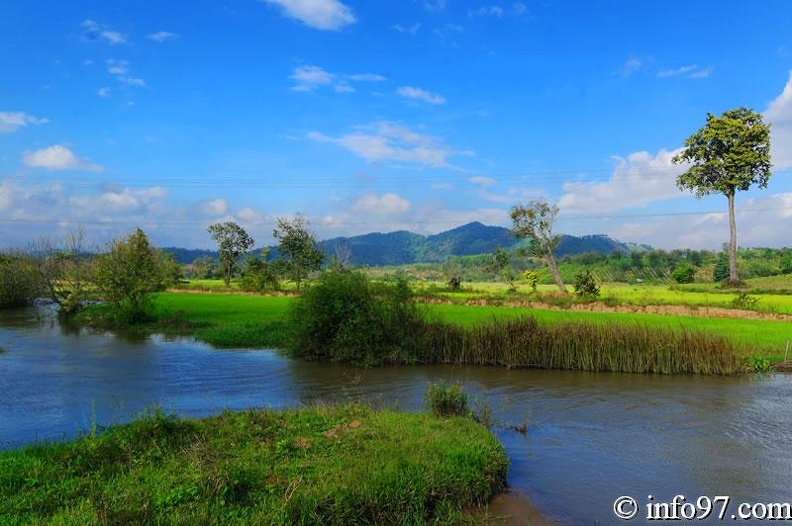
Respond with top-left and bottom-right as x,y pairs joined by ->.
151,292 -> 787,360
0,405 -> 507,524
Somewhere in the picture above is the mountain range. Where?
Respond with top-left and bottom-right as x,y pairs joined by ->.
164,222 -> 638,266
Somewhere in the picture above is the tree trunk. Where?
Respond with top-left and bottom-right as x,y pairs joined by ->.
727,189 -> 740,285
545,252 -> 567,293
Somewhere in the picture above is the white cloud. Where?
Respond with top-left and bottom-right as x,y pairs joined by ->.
469,176 -> 496,187
422,0 -> 446,10
120,77 -> 146,87
22,145 -> 104,172
392,23 -> 421,35
307,121 -> 470,168
434,24 -> 464,47
106,59 -> 146,87
69,187 -> 167,215
201,198 -> 229,216
764,70 -> 792,169
512,2 -> 527,15
353,192 -> 411,215
147,31 -> 177,42
0,111 -> 49,133
469,6 -> 504,17
81,19 -> 128,45
397,86 -> 446,105
263,0 -> 355,30
97,87 -> 111,98
290,65 -> 385,93
558,149 -> 685,213
348,73 -> 386,82
237,207 -> 266,223
619,57 -> 642,77
657,64 -> 712,79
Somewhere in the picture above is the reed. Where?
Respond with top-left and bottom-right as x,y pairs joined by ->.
418,316 -> 744,375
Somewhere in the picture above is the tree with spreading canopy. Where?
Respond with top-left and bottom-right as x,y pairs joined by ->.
273,214 -> 324,291
510,199 -> 567,292
207,221 -> 255,286
672,107 -> 771,286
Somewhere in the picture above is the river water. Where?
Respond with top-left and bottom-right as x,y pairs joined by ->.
1,306 -> 790,525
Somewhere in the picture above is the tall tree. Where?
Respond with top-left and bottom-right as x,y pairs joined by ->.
273,214 -> 324,291
672,107 -> 772,285
510,199 -> 567,292
93,228 -> 163,322
207,221 -> 255,286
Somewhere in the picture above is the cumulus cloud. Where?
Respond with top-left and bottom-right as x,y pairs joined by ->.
147,31 -> 177,42
558,149 -> 685,213
97,87 -> 111,98
201,198 -> 229,216
263,0 -> 355,30
353,192 -> 411,215
307,121 -> 470,168
392,23 -> 421,35
105,59 -> 146,88
397,86 -> 446,105
765,70 -> 792,169
348,73 -> 386,82
81,19 -> 127,45
619,57 -> 642,77
0,111 -> 49,133
22,145 -> 104,172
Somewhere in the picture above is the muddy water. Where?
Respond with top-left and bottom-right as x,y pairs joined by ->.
1,307 -> 790,525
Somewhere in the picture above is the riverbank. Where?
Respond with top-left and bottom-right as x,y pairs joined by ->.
0,404 -> 508,524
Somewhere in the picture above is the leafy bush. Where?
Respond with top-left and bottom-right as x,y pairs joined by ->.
573,270 -> 600,300
285,269 -> 425,365
425,382 -> 469,417
671,265 -> 696,284
0,252 -> 43,308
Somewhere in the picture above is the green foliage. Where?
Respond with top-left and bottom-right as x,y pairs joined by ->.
190,255 -> 218,279
573,270 -> 600,300
0,405 -> 507,524
273,214 -> 324,291
744,355 -> 773,373
713,251 -> 730,282
239,250 -> 280,293
521,270 -> 539,291
207,221 -> 255,287
510,199 -> 566,292
426,382 -> 470,417
673,107 -> 772,284
285,269 -> 425,365
731,292 -> 759,310
781,250 -> 792,275
93,228 -> 166,324
485,248 -> 515,291
0,251 -> 43,308
447,275 -> 462,291
671,265 -> 696,284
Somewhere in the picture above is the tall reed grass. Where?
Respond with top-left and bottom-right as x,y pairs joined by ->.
417,316 -> 744,375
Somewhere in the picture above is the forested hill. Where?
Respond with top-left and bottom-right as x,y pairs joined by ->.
163,222 -> 633,266
320,222 -> 632,266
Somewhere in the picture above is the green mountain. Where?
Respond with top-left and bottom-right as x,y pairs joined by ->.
321,222 -> 632,266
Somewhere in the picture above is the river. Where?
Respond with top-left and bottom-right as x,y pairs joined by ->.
1,306 -> 790,524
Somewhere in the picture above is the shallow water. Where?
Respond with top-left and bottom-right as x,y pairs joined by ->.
1,307 -> 790,524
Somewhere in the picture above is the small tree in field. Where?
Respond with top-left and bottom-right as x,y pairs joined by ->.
207,221 -> 255,286
672,107 -> 771,286
93,228 -> 163,322
273,214 -> 324,291
510,200 -> 567,292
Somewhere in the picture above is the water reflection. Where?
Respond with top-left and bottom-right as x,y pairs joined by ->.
1,307 -> 790,525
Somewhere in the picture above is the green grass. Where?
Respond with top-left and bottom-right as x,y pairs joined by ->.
0,405 -> 507,525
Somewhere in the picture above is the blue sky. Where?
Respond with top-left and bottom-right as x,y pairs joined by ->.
2,0 -> 792,250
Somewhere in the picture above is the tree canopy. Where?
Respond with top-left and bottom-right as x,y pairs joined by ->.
510,199 -> 566,292
207,221 -> 255,286
273,214 -> 324,290
672,107 -> 771,284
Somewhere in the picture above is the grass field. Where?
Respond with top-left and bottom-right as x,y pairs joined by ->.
152,290 -> 791,360
0,404 -> 507,524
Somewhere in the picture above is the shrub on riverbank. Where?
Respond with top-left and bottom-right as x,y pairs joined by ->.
0,405 -> 507,524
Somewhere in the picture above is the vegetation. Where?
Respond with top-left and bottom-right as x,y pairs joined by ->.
285,269 -> 424,365
673,107 -> 772,285
273,214 -> 324,291
207,222 -> 255,287
426,382 -> 470,418
510,199 -> 567,292
0,405 -> 507,524
0,250 -> 44,309
573,270 -> 600,300
92,228 -> 168,323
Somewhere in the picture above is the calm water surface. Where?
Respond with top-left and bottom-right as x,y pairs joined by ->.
1,306 -> 790,525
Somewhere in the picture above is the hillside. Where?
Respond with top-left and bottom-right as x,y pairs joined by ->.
164,222 -> 633,266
